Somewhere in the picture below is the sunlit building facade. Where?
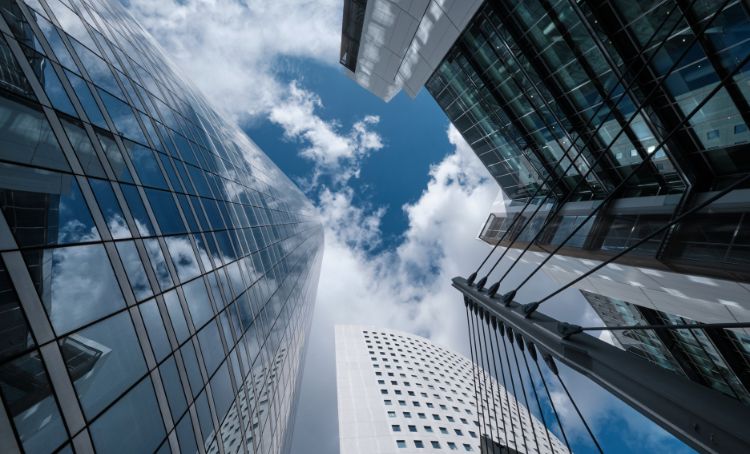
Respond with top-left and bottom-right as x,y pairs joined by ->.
0,0 -> 323,453
335,325 -> 567,454
340,0 -> 750,408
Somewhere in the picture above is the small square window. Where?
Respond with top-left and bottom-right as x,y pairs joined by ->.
431,441 -> 441,448
463,444 -> 473,451
404,412 -> 412,418
388,411 -> 396,418
415,440 -> 424,448
424,426 -> 433,433
391,425 -> 401,432
707,129 -> 720,140
735,124 -> 748,134
384,400 -> 392,406
408,425 -> 417,432
396,440 -> 406,448
448,442 -> 457,450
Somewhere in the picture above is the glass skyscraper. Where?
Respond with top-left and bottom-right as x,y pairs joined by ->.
339,0 -> 750,420
0,1 -> 323,453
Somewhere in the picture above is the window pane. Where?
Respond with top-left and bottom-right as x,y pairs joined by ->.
0,163 -> 100,248
0,96 -> 69,171
98,133 -> 134,183
121,184 -> 154,236
159,355 -> 187,420
126,141 -> 167,189
180,341 -> 203,398
23,243 -> 125,334
90,377 -> 165,453
164,290 -> 189,344
0,258 -> 35,361
90,178 -> 132,240
0,350 -> 68,453
184,277 -> 213,329
176,413 -> 198,454
197,321 -> 223,375
145,188 -> 185,235
209,361 -> 233,421
62,120 -> 106,178
61,311 -> 146,419
144,239 -> 173,290
139,299 -> 170,362
116,241 -> 151,300
66,70 -> 107,129
166,236 -> 201,282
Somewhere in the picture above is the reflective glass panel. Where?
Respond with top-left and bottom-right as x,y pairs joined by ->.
0,351 -> 68,453
23,243 -> 125,334
0,96 -> 69,171
61,311 -> 146,419
89,178 -> 131,239
89,377 -> 165,453
115,241 -> 152,300
139,299 -> 170,362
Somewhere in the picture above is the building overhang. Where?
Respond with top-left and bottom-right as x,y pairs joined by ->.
339,0 -> 483,101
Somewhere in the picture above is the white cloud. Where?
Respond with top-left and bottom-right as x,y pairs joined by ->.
269,82 -> 383,187
124,0 -> 342,123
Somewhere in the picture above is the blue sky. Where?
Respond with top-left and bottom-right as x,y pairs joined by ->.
251,59 -> 453,251
123,1 -> 696,453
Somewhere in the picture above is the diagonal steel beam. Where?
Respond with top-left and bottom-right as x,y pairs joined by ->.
453,276 -> 750,453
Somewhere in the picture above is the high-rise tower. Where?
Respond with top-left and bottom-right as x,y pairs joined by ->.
339,0 -> 750,409
335,325 -> 568,453
0,1 -> 323,453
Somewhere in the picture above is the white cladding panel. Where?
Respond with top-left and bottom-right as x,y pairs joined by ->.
335,325 -> 568,453
347,0 -> 484,101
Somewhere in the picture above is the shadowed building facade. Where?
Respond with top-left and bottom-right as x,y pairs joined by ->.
0,0 -> 323,453
340,0 -> 750,408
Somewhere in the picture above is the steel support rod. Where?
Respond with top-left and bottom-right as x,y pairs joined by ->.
453,276 -> 750,454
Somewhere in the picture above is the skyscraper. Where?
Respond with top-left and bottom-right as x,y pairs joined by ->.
340,0 -> 750,406
335,325 -> 568,453
0,1 -> 323,453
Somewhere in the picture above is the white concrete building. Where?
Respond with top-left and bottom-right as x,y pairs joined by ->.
335,325 -> 568,453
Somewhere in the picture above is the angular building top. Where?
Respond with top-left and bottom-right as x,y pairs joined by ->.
340,0 -> 483,101
335,325 -> 568,454
0,1 -> 323,453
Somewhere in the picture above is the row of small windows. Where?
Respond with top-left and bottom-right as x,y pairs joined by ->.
396,439 -> 473,451
391,424 -> 477,438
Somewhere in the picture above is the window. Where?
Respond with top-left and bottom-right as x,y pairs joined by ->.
408,425 -> 417,432
455,429 -> 463,436
396,440 -> 406,449
431,441 -> 441,448
381,389 -> 388,395
440,427 -> 448,434
469,431 -> 477,438
384,400 -> 392,406
403,412 -> 412,418
388,411 -> 396,418
415,440 -> 424,448
463,444 -> 473,451
448,442 -> 458,450
391,425 -> 401,432
424,426 -> 433,433
706,129 -> 720,140
433,414 -> 441,420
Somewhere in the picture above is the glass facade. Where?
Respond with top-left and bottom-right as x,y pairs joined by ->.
582,290 -> 750,405
0,1 -> 323,453
426,0 -> 750,281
